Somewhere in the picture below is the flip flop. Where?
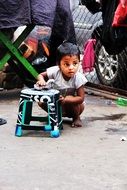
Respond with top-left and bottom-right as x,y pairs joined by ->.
0,118 -> 7,126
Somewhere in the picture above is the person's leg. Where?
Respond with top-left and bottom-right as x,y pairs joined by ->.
31,0 -> 57,26
72,104 -> 84,128
62,103 -> 84,127
0,118 -> 7,125
48,0 -> 76,66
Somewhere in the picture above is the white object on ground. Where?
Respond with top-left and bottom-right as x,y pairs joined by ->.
120,136 -> 127,141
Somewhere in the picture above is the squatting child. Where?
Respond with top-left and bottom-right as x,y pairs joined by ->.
36,41 -> 88,127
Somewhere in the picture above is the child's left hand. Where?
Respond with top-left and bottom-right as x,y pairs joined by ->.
59,95 -> 74,104
59,95 -> 65,104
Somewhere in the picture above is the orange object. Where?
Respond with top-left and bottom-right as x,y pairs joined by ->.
42,42 -> 50,56
23,37 -> 38,58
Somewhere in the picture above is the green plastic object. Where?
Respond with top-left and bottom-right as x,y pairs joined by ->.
116,97 -> 127,106
0,26 -> 38,79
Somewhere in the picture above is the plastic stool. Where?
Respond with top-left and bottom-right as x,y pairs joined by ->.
15,88 -> 62,138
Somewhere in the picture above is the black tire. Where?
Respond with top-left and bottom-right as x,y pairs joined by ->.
95,39 -> 127,90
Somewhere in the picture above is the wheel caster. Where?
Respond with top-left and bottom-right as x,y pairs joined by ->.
15,125 -> 22,137
50,129 -> 60,138
44,124 -> 52,131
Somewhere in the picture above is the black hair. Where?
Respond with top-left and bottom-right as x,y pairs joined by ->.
56,41 -> 80,65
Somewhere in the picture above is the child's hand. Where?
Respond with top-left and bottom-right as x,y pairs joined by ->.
63,95 -> 73,102
36,79 -> 46,87
59,95 -> 65,104
36,74 -> 46,87
59,95 -> 74,104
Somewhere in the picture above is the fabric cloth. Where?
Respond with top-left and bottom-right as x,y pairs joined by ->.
46,66 -> 88,96
112,1 -> 127,27
0,0 -> 76,67
0,0 -> 75,32
47,0 -> 76,66
0,0 -> 76,60
0,0 -> 31,28
101,0 -> 127,54
50,0 -> 76,41
82,39 -> 96,72
120,0 -> 127,7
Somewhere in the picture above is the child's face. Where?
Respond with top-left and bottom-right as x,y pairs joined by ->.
59,55 -> 80,79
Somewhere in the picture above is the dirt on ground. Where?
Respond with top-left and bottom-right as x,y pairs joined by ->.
0,89 -> 127,190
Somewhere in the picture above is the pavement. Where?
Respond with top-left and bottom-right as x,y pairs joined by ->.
0,89 -> 127,190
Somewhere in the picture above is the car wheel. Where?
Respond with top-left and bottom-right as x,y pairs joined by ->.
95,39 -> 127,90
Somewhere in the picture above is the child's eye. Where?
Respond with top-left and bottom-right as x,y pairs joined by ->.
63,62 -> 78,67
64,63 -> 70,67
73,62 -> 78,65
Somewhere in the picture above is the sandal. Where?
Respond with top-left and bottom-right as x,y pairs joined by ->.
0,118 -> 7,126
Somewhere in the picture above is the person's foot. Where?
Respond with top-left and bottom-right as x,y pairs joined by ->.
71,117 -> 83,128
0,118 -> 7,126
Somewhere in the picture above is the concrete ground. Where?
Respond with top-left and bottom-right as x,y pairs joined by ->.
0,89 -> 127,190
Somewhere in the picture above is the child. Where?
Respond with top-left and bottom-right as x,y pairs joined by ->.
36,41 -> 88,127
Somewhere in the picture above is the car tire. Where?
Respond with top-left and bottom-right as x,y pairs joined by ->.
94,39 -> 127,90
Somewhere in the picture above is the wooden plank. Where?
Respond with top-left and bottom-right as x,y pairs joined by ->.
85,82 -> 127,96
85,86 -> 127,100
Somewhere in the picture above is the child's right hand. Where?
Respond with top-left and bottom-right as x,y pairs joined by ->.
36,74 -> 46,87
36,79 -> 46,87
34,79 -> 46,90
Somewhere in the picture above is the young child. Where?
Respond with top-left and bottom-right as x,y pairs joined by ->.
36,41 -> 88,127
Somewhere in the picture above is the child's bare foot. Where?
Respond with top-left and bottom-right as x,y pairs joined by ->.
71,117 -> 83,128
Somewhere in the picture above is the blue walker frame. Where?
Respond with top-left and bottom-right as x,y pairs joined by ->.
15,88 -> 63,138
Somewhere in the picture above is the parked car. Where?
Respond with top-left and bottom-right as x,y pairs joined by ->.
72,4 -> 127,90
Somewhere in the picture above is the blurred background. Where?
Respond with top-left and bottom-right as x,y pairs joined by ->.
1,0 -> 127,93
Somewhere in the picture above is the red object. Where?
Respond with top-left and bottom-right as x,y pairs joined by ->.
120,0 -> 127,7
112,0 -> 127,27
82,39 -> 96,72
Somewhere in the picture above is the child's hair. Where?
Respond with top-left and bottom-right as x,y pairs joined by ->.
56,41 -> 80,65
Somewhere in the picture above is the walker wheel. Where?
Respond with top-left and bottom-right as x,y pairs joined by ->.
15,125 -> 22,137
44,124 -> 52,131
50,130 -> 60,138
